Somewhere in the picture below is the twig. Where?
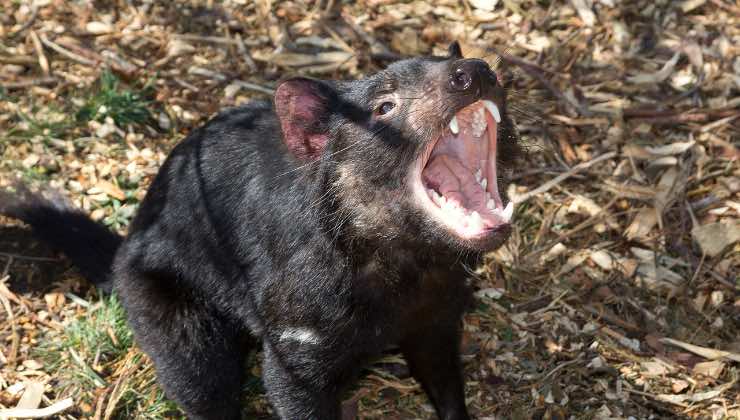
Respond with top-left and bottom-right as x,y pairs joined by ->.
0,55 -> 37,65
512,151 -> 617,203
8,5 -> 38,38
583,304 -> 641,332
660,337 -> 740,363
29,30 -> 50,75
496,51 -> 589,116
341,11 -> 393,57
38,34 -> 97,67
0,398 -> 74,419
234,33 -> 258,73
0,251 -> 60,262
0,276 -> 19,367
626,388 -> 690,409
188,66 -> 274,95
539,356 -> 583,383
171,33 -> 262,46
0,77 -> 58,90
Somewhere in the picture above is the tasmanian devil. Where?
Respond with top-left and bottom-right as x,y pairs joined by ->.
0,42 -> 520,419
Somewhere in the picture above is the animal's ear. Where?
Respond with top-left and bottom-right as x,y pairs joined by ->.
448,41 -> 463,59
274,77 -> 334,161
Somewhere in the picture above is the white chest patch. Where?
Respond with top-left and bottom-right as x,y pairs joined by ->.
279,327 -> 321,345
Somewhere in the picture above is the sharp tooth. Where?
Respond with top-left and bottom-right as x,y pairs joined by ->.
431,194 -> 441,206
487,199 -> 496,210
449,115 -> 459,134
475,169 -> 482,182
480,178 -> 487,190
483,100 -> 501,123
501,201 -> 514,222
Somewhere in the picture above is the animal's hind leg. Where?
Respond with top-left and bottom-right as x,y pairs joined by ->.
119,275 -> 248,420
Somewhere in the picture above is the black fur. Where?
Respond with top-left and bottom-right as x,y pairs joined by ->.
1,48 -> 519,420
0,186 -> 121,293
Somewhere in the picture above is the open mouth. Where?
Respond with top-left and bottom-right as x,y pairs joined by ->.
414,100 -> 513,240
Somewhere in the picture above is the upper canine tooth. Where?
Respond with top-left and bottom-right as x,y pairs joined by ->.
487,199 -> 496,210
449,115 -> 459,134
483,100 -> 501,123
480,178 -> 487,189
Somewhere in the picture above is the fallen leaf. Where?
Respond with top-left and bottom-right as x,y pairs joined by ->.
627,52 -> 681,84
644,141 -> 696,156
681,0 -> 707,12
540,242 -> 567,264
16,381 -> 44,409
86,21 -> 113,34
625,207 -> 659,241
22,360 -> 43,370
589,250 -> 615,271
691,220 -> 740,257
693,360 -> 725,378
641,359 -> 671,376
43,292 -> 65,313
475,288 -> 504,300
94,180 -> 125,201
570,0 -> 597,26
672,379 -> 689,393
645,334 -> 666,353
469,0 -> 499,12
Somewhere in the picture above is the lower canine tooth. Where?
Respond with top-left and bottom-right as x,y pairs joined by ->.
483,100 -> 502,123
501,201 -> 514,222
487,199 -> 495,210
449,116 -> 459,134
480,178 -> 487,189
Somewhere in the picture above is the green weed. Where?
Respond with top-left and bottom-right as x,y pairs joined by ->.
76,70 -> 153,127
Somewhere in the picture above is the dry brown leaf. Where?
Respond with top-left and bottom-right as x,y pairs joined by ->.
645,141 -> 696,156
390,27 -> 428,56
22,359 -> 43,370
16,381 -> 44,409
625,207 -> 659,241
641,359 -> 673,376
693,360 -> 725,379
85,21 -> 113,35
93,180 -> 125,201
43,292 -> 65,313
672,379 -> 690,393
570,0 -> 597,27
654,167 -> 679,213
691,220 -> 740,257
681,0 -> 707,13
627,52 -> 681,84
540,242 -> 567,264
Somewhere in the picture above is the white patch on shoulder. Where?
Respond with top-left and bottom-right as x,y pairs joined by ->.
279,327 -> 321,345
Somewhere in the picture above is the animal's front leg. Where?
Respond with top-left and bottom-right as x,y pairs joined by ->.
261,330 -> 354,420
401,322 -> 470,420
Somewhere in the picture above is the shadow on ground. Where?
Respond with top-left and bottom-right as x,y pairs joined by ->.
0,222 -> 70,294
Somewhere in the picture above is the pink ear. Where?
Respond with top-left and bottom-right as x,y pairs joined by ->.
274,78 -> 331,161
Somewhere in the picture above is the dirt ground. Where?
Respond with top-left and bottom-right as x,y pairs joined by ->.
1,0 -> 739,419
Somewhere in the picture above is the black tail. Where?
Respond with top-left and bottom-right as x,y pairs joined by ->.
0,185 -> 123,293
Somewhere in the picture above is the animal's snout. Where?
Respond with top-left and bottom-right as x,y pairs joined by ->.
448,59 -> 497,95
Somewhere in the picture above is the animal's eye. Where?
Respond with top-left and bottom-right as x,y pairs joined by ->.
377,102 -> 396,115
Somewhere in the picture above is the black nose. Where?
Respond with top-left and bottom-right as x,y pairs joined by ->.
448,59 -> 496,94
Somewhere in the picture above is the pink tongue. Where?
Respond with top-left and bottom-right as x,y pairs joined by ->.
422,155 -> 485,209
